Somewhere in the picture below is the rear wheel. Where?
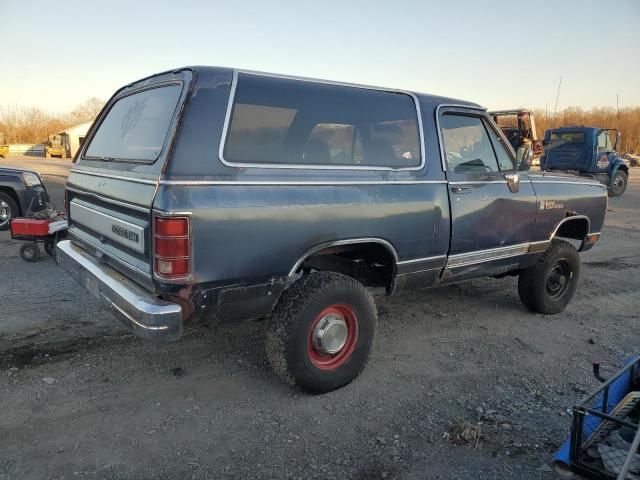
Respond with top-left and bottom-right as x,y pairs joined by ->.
266,272 -> 377,393
20,242 -> 41,262
609,170 -> 627,197
518,239 -> 580,314
0,192 -> 19,231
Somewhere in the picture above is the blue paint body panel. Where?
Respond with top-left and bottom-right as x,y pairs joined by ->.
63,66 -> 609,327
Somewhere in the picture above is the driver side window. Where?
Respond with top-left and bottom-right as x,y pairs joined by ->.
441,114 -> 500,174
597,131 -> 613,153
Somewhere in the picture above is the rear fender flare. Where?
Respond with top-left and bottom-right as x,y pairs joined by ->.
550,215 -> 591,251
288,238 -> 399,278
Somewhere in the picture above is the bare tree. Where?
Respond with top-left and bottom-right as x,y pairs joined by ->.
69,97 -> 105,124
0,97 -> 105,144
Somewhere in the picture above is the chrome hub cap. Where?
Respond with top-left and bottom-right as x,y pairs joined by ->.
0,200 -> 10,227
312,314 -> 349,355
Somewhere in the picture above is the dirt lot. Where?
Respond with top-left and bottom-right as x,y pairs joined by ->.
1,156 -> 639,480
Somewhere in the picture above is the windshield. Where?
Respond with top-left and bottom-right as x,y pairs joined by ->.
84,84 -> 182,162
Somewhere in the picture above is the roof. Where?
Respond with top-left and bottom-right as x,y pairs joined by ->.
547,126 -> 603,132
130,66 -> 484,110
58,121 -> 92,136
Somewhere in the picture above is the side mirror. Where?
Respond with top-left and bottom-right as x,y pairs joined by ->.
516,146 -> 533,171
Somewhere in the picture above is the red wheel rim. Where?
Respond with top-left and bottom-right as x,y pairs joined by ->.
307,304 -> 358,371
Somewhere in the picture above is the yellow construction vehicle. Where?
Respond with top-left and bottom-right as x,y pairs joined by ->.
45,134 -> 66,159
0,133 -> 8,158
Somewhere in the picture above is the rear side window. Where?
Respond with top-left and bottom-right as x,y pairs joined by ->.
549,132 -> 585,145
85,84 -> 182,162
223,74 -> 421,168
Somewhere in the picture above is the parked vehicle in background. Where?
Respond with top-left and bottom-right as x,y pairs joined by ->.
57,67 -> 608,393
45,134 -> 67,158
622,153 -> 640,167
540,127 -> 629,197
0,133 -> 9,158
0,166 -> 49,230
490,109 -> 543,160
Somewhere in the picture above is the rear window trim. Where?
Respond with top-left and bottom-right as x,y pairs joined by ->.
81,80 -> 185,165
218,70 -> 426,172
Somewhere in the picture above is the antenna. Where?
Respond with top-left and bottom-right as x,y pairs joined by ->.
544,77 -> 562,173
553,76 -> 562,117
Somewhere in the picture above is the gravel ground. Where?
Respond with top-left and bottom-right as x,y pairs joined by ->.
1,156 -> 639,479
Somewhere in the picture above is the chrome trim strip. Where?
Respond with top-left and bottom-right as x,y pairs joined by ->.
396,267 -> 443,277
435,103 -> 488,173
66,187 -> 150,213
397,255 -> 447,265
531,180 -> 605,187
288,238 -> 399,276
152,209 -> 194,216
70,201 -> 146,253
448,180 -> 507,185
528,240 -> 552,247
446,243 -> 530,268
70,169 -> 158,185
218,70 -> 426,172
158,179 -> 448,186
527,240 -> 552,253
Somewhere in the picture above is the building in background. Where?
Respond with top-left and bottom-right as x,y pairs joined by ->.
58,121 -> 92,158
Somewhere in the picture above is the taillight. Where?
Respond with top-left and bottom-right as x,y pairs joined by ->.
153,216 -> 190,279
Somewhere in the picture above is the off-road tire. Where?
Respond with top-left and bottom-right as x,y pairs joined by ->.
266,272 -> 377,394
518,239 -> 580,314
609,170 -> 627,197
20,242 -> 41,262
0,192 -> 19,231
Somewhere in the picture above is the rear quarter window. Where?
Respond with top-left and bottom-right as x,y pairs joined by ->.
549,132 -> 585,145
84,84 -> 182,162
222,74 -> 422,169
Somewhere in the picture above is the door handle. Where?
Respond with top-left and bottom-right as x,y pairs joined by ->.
451,185 -> 471,194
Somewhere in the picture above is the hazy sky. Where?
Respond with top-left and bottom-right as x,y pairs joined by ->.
3,0 -> 639,114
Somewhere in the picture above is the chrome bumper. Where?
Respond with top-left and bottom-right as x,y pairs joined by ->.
56,240 -> 183,341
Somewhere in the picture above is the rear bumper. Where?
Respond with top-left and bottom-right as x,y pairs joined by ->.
56,240 -> 183,341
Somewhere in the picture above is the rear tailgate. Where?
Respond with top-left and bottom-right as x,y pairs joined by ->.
66,69 -> 193,291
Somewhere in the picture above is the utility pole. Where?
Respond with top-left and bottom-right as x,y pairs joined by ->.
616,94 -> 621,151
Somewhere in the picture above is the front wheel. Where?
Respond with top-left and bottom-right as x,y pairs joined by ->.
518,239 -> 580,314
0,192 -> 19,231
609,170 -> 628,197
266,272 -> 377,393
